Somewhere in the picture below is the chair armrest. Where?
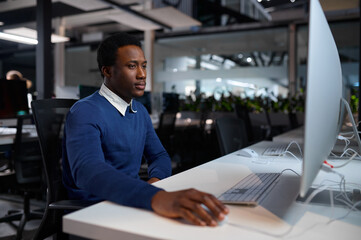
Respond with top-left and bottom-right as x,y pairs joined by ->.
49,200 -> 94,210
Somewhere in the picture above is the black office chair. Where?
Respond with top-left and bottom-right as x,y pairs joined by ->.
31,99 -> 92,240
156,112 -> 177,156
215,116 -> 249,156
0,114 -> 44,240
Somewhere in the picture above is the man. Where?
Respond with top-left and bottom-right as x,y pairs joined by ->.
6,70 -> 33,89
63,32 -> 228,226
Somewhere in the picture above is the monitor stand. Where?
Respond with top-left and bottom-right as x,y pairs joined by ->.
296,99 -> 361,210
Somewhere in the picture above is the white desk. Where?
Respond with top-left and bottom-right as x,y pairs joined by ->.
63,141 -> 361,240
272,126 -> 304,144
0,125 -> 38,151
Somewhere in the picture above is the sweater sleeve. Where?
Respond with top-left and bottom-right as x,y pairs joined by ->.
65,102 -> 162,210
143,111 -> 172,179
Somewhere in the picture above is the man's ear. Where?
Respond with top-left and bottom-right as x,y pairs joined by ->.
101,66 -> 112,78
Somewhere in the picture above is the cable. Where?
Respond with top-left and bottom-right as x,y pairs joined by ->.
330,147 -> 361,160
226,221 -> 294,238
332,152 -> 357,168
284,140 -> 303,157
284,151 -> 302,163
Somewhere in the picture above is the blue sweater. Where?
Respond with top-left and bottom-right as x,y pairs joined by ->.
62,91 -> 172,210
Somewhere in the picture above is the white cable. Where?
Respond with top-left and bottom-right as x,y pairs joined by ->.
304,184 -> 330,205
332,152 -> 357,168
327,200 -> 361,224
284,151 -> 302,163
226,221 -> 294,238
330,148 -> 361,160
284,140 -> 303,157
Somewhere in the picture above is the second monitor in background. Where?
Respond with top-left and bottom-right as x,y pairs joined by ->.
0,79 -> 29,119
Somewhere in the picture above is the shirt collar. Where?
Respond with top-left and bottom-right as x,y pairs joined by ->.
99,83 -> 137,116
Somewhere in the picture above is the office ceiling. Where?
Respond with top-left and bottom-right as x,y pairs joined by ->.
0,0 -> 309,51
0,0 -> 359,64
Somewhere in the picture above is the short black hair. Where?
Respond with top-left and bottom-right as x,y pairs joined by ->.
97,32 -> 142,78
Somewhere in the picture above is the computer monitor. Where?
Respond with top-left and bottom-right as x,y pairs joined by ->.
0,79 -> 29,119
300,0 -> 346,197
78,85 -> 100,99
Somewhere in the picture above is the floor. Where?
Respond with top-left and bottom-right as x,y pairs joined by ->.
0,194 -> 44,240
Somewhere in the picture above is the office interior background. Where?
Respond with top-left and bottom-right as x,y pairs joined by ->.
0,0 -> 360,239
0,0 -> 360,168
0,0 -> 360,161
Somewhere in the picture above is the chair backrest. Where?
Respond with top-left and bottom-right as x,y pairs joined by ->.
31,99 -> 77,205
215,117 -> 248,156
157,112 -> 177,136
13,114 -> 43,185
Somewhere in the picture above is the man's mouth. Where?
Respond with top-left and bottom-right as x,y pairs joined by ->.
135,83 -> 146,90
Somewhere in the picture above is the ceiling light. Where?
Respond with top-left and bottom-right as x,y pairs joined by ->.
3,27 -> 70,44
227,80 -> 256,89
0,22 -> 4,26
0,32 -> 38,45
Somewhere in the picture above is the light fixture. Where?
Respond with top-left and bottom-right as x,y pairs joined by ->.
0,21 -> 4,26
1,27 -> 70,45
227,80 -> 256,89
0,32 -> 38,45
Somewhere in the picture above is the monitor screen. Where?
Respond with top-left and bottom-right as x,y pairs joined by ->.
300,0 -> 344,197
0,79 -> 29,119
78,85 -> 100,99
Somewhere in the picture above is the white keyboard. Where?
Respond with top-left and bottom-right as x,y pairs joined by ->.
262,144 -> 288,156
0,127 -> 33,136
218,172 -> 281,206
0,127 -> 17,135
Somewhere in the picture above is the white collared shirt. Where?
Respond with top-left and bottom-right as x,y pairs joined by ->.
99,83 -> 137,116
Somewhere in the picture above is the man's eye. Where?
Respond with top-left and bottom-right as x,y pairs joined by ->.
128,64 -> 136,69
142,65 -> 147,69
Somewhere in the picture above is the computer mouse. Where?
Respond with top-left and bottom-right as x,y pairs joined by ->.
201,204 -> 228,226
237,148 -> 259,158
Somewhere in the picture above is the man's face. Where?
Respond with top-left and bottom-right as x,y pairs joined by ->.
102,45 -> 147,103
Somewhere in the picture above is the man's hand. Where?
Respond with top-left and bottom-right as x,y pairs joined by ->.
151,189 -> 229,227
147,177 -> 160,184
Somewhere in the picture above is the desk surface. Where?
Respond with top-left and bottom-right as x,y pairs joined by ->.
63,141 -> 361,240
0,125 -> 38,151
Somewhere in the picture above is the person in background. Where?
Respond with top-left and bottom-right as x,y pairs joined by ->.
6,70 -> 33,90
62,32 -> 229,226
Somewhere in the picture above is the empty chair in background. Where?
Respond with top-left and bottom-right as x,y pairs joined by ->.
0,114 -> 43,240
215,117 -> 249,156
